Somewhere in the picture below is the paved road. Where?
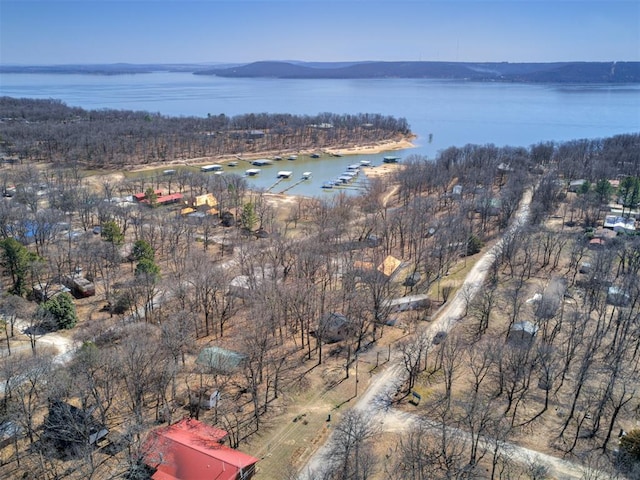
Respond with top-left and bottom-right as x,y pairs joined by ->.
299,189 -> 609,480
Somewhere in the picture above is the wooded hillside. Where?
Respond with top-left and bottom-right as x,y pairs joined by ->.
0,98 -> 640,479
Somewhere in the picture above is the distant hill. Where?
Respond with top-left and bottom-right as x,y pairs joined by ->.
196,61 -> 640,83
2,61 -> 639,83
0,63 -> 240,75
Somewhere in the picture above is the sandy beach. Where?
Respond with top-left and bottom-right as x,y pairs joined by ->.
322,137 -> 415,157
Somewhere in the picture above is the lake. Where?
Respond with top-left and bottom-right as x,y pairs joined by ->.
1,72 -> 639,195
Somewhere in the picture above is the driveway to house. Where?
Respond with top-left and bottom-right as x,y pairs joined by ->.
299,188 -> 607,480
3,318 -> 76,362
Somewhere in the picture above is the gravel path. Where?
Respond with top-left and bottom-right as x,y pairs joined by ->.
298,188 -> 610,480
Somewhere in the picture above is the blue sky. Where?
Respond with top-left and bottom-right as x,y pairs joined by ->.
1,0 -> 638,64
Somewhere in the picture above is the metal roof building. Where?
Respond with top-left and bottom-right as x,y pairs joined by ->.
144,418 -> 258,480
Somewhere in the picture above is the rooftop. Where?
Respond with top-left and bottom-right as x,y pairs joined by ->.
145,418 -> 257,480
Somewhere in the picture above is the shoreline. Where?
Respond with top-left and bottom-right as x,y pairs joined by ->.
121,136 -> 416,173
321,137 -> 415,157
84,137 -> 413,201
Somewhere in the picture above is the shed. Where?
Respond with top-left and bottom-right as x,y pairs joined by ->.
196,347 -> 246,375
190,389 -> 222,410
318,312 -> 353,343
144,418 -> 257,480
403,272 -> 421,287
535,277 -> 567,320
508,321 -> 539,346
568,179 -> 586,192
62,274 -> 95,298
607,286 -> 630,307
228,267 -> 277,298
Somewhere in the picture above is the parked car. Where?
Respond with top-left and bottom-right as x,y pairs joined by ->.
432,331 -> 447,345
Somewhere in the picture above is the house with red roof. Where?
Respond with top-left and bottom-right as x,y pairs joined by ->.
143,418 -> 258,480
133,190 -> 162,202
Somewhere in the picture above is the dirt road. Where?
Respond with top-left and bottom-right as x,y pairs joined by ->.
298,188 -> 607,480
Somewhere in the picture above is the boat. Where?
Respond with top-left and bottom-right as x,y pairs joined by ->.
227,161 -> 238,167
273,156 -> 283,161
287,155 -> 298,161
359,160 -> 372,166
277,171 -> 293,178
332,152 -> 343,157
302,171 -> 312,179
245,168 -> 261,176
310,153 -> 320,158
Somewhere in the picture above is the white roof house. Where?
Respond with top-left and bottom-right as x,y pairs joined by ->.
603,215 -> 635,233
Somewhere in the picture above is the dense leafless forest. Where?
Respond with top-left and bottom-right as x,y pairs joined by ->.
1,96 -> 640,479
0,97 -> 410,168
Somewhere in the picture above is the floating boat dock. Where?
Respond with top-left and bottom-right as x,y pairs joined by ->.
277,171 -> 293,178
245,168 -> 261,176
252,159 -> 273,166
201,164 -> 223,172
277,174 -> 313,194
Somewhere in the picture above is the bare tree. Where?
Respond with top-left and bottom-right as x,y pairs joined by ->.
399,331 -> 430,392
321,410 -> 379,480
